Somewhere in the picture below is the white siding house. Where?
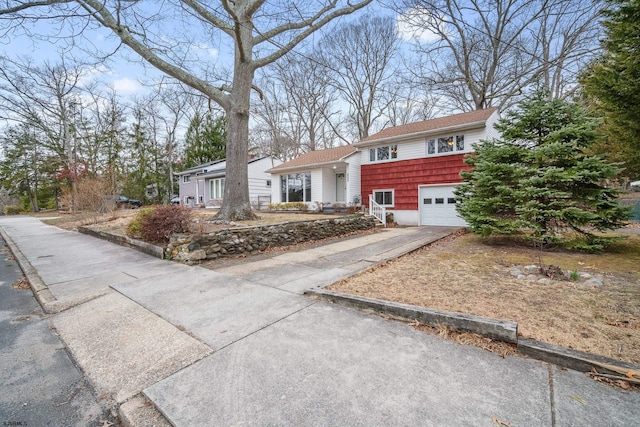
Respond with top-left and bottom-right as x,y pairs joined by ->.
176,156 -> 280,209
267,146 -> 361,210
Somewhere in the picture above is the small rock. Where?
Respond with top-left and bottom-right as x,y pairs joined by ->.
538,278 -> 551,284
526,274 -> 538,281
586,278 -> 604,287
188,249 -> 207,261
517,274 -> 526,280
578,272 -> 592,279
524,265 -> 539,273
510,267 -> 524,277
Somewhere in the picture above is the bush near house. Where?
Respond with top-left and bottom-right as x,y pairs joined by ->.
4,205 -> 23,215
268,202 -> 307,211
127,205 -> 191,244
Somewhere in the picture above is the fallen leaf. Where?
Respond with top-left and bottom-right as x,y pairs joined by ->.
491,416 -> 511,426
626,370 -> 640,380
569,395 -> 586,404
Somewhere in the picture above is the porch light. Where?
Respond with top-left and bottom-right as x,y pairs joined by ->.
332,165 -> 337,170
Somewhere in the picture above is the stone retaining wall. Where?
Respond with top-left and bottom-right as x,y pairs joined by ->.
167,215 -> 375,263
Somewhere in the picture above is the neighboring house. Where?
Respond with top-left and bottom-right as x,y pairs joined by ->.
176,156 -> 280,209
356,108 -> 500,226
267,145 -> 361,209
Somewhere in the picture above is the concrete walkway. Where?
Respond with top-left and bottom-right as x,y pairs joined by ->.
1,216 -> 639,426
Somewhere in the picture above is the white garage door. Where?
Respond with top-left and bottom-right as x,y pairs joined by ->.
419,185 -> 467,226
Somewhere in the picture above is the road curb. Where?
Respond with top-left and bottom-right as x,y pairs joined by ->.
305,289 -> 518,343
518,337 -> 640,376
306,289 -> 640,377
0,225 -> 57,313
78,226 -> 164,258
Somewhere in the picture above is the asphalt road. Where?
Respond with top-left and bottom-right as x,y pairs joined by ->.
0,238 -> 114,427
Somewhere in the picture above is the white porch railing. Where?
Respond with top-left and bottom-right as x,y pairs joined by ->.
369,195 -> 386,226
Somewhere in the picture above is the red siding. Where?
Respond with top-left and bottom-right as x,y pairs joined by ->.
361,154 -> 470,210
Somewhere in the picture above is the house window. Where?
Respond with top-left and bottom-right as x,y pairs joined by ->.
210,178 -> 225,199
427,134 -> 465,155
266,179 -> 271,188
373,189 -> 394,207
198,195 -> 204,203
280,172 -> 311,202
369,144 -> 398,162
182,175 -> 190,183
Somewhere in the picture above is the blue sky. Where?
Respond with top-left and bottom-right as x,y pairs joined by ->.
0,3 -> 426,101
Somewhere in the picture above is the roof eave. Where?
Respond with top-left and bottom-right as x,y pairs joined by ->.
268,156 -> 354,174
354,119 -> 490,148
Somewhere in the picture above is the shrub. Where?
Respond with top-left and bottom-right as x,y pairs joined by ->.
126,207 -> 156,239
4,205 -> 22,215
268,202 -> 307,211
136,205 -> 191,244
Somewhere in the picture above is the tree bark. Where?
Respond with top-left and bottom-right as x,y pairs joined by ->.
215,12 -> 256,220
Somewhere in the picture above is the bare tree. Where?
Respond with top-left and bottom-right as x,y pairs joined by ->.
319,14 -> 400,140
0,0 -> 373,220
251,77 -> 303,162
274,54 -> 344,151
253,52 -> 345,156
0,56 -> 86,210
533,0 -> 604,99
395,0 -> 603,111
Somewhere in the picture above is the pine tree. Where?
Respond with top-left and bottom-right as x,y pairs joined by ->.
183,113 -> 227,168
581,0 -> 640,178
455,89 -> 630,251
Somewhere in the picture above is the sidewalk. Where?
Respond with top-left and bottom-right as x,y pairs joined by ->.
1,216 -> 639,426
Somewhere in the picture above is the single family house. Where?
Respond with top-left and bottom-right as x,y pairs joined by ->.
177,156 -> 280,209
267,145 -> 361,210
357,107 -> 500,226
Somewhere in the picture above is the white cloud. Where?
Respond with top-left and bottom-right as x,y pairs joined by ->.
192,43 -> 219,58
113,77 -> 141,94
396,7 -> 445,43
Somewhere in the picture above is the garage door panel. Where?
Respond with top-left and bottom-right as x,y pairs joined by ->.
420,185 -> 467,226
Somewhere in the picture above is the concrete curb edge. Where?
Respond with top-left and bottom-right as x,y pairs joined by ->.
0,225 -> 57,313
306,288 -> 640,377
78,226 -> 164,259
306,288 -> 518,343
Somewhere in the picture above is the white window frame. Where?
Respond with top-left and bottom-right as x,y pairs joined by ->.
182,175 -> 191,183
372,189 -> 394,207
369,144 -> 398,162
209,177 -> 225,199
426,134 -> 465,156
280,172 -> 312,203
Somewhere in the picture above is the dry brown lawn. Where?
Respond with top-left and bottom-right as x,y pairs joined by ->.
34,208 -> 344,235
329,230 -> 640,364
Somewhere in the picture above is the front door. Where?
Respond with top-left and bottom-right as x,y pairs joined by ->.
336,173 -> 346,202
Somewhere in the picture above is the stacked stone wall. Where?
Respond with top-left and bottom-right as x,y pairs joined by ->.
167,216 -> 375,263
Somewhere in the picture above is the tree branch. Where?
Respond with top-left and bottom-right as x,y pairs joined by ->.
77,0 -> 231,110
252,0 -> 373,69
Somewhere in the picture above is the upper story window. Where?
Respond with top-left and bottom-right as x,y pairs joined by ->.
369,144 -> 398,162
182,175 -> 190,183
427,135 -> 465,155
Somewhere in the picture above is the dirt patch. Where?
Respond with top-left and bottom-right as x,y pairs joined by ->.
329,231 -> 640,364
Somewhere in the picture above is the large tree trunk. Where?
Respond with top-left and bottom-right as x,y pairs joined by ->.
215,18 -> 257,221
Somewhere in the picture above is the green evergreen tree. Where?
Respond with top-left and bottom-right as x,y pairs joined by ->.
455,89 -> 630,251
183,113 -> 226,168
581,0 -> 640,178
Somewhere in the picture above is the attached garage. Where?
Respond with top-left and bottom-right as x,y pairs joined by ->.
419,184 -> 467,226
